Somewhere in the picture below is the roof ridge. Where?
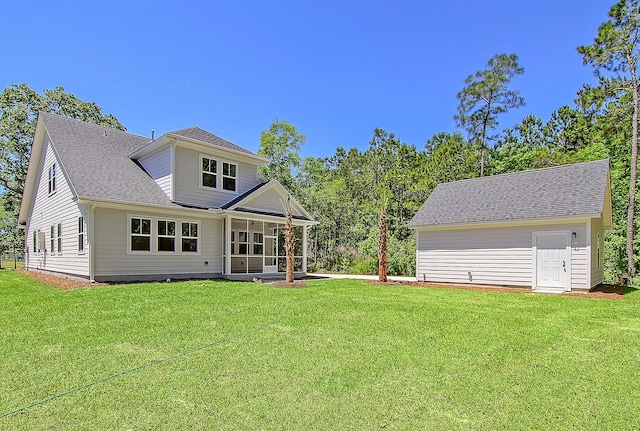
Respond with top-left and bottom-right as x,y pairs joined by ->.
439,158 -> 609,187
39,111 -> 149,139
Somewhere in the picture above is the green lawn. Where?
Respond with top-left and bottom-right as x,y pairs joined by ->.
0,260 -> 22,270
1,271 -> 640,430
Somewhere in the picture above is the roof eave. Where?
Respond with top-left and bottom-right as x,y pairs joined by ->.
128,135 -> 169,159
409,213 -> 603,230
221,208 -> 319,225
76,196 -> 224,217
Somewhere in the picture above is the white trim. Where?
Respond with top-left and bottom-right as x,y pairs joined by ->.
411,215 -> 599,231
48,163 -> 57,196
180,220 -> 201,254
125,214 -> 202,256
302,225 -> 308,273
198,154 -> 239,195
76,197 -> 224,218
128,215 -> 153,254
170,142 -> 175,201
225,215 -> 232,274
78,216 -> 86,255
532,230 -> 571,292
157,219 -> 178,253
89,203 -> 95,282
222,209 -> 318,226
128,135 -> 171,159
586,219 -> 592,289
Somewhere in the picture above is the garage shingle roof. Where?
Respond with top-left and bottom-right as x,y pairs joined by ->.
409,159 -> 610,227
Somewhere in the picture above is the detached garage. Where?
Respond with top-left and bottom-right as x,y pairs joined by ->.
409,159 -> 612,293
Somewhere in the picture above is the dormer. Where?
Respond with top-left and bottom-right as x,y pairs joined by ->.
130,127 -> 269,208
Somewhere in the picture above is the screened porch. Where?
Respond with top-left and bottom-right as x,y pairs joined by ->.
223,217 -> 307,275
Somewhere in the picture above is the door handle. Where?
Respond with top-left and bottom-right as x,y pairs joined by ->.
563,261 -> 566,271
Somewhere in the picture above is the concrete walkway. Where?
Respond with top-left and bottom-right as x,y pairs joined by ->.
307,273 -> 415,282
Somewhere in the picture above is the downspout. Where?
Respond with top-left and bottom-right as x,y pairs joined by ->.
89,201 -> 96,282
170,142 -> 175,201
302,225 -> 308,273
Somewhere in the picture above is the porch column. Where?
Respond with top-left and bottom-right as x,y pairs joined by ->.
302,225 -> 308,273
225,215 -> 232,275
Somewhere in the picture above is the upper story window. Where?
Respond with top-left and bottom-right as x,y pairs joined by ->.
201,156 -> 217,189
222,162 -> 237,192
48,164 -> 57,195
200,155 -> 237,193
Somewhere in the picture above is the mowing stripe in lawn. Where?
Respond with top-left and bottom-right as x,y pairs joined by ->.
0,301 -> 290,419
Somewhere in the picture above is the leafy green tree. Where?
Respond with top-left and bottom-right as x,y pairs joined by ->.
422,132 -> 478,188
378,194 -> 388,282
454,53 -> 525,177
0,83 -> 125,251
578,0 -> 640,280
258,119 -> 306,193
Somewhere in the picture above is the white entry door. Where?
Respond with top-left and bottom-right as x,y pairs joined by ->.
535,232 -> 569,291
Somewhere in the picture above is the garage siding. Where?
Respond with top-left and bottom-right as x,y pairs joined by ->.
416,222 -> 588,289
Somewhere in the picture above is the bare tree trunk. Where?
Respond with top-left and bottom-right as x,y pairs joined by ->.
627,74 -> 639,282
285,208 -> 295,283
378,202 -> 388,282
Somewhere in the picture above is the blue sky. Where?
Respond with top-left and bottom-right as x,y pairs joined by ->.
3,0 -> 610,158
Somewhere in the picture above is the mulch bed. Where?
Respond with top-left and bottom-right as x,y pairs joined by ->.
270,281 -> 308,288
368,280 -> 627,300
18,270 -> 105,290
16,269 -> 627,299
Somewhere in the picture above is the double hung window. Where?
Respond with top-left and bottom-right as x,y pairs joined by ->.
48,164 -> 56,194
201,156 -> 237,192
181,222 -> 198,252
157,220 -> 176,252
201,157 -> 217,188
130,217 -> 151,251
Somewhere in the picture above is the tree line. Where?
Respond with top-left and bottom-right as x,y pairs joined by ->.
258,0 -> 640,284
1,0 -> 638,284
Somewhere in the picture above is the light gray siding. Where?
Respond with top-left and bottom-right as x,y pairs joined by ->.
591,217 -> 605,287
173,146 -> 259,207
25,139 -> 89,277
92,207 -> 223,280
137,145 -> 172,199
416,222 -> 588,289
238,187 -> 305,216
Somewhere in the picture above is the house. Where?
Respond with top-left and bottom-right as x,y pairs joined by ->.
408,159 -> 612,293
18,113 -> 317,282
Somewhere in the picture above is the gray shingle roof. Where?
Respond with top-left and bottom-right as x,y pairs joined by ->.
169,127 -> 257,156
42,113 -> 173,206
221,182 -> 269,209
409,159 -> 610,227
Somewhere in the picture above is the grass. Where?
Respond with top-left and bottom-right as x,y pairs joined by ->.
1,270 -> 640,430
0,260 -> 22,270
